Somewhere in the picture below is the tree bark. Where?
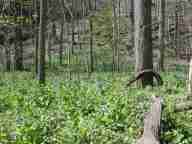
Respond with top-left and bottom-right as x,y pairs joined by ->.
137,96 -> 162,144
134,0 -> 144,75
71,0 -> 75,55
34,0 -> 39,75
35,27 -> 39,74
89,17 -> 94,73
142,0 -> 153,86
47,27 -> 52,67
130,0 -> 134,49
59,20 -> 64,65
38,0 -> 47,84
134,0 -> 153,86
159,0 -> 166,71
5,45 -> 11,72
112,0 -> 119,72
14,25 -> 24,71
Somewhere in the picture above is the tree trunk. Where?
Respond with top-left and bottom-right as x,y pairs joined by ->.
159,0 -> 166,71
130,0 -> 134,49
112,0 -> 119,72
14,25 -> 24,71
5,46 -> 11,72
71,0 -> 75,55
59,19 -> 64,65
142,0 -> 153,86
34,0 -> 39,75
38,0 -> 47,84
134,0 -> 144,75
137,96 -> 162,144
47,28 -> 52,67
134,0 -> 153,87
174,2 -> 179,58
89,17 -> 94,73
35,27 -> 39,74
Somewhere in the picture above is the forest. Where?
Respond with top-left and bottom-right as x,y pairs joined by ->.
0,0 -> 192,143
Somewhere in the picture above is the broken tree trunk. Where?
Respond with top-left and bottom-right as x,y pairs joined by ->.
137,96 -> 162,144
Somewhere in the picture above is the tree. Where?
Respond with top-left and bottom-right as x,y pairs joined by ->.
38,0 -> 47,84
5,42 -> 11,72
142,0 -> 153,86
112,0 -> 119,72
89,16 -> 94,73
159,0 -> 166,71
134,0 -> 144,75
130,0 -> 134,49
1,27 -> 12,72
47,24 -> 52,66
134,0 -> 153,86
14,25 -> 24,71
59,19 -> 64,65
34,0 -> 39,75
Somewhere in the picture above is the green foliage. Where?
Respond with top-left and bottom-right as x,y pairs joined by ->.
0,71 -> 192,144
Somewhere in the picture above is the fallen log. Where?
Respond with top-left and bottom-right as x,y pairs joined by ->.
137,96 -> 162,144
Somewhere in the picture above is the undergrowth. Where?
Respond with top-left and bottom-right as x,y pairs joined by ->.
0,71 -> 191,144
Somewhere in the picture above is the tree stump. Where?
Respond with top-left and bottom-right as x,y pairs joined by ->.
137,96 -> 162,144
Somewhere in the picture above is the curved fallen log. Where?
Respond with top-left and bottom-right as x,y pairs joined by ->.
137,96 -> 162,144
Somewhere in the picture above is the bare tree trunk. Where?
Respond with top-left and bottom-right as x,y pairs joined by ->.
52,22 -> 57,43
14,25 -> 24,71
38,0 -> 47,84
112,0 -> 119,72
34,0 -> 39,75
89,16 -> 94,73
71,0 -> 75,55
35,28 -> 39,74
130,0 -> 134,48
117,0 -> 121,72
59,20 -> 64,65
134,0 -> 144,79
68,22 -> 72,80
94,0 -> 97,10
159,0 -> 166,71
174,1 -> 179,58
142,0 -> 153,86
134,0 -> 153,87
5,45 -> 11,72
47,28 -> 52,67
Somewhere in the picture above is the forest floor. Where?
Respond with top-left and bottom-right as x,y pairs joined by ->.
0,69 -> 192,143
